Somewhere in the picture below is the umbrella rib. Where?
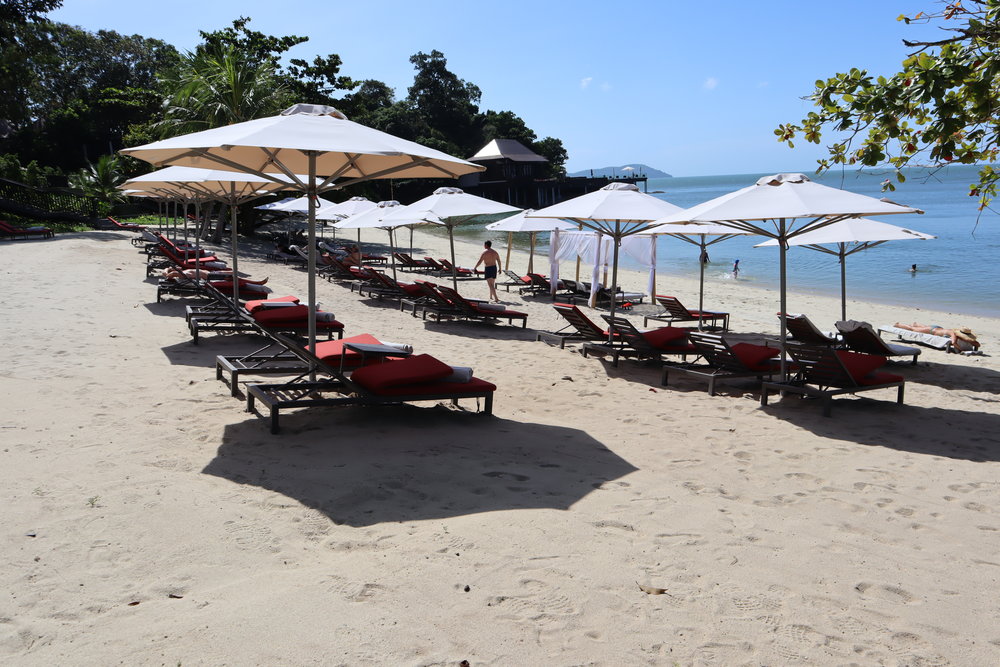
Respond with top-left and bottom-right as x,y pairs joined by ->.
333,156 -> 436,189
259,148 -> 306,189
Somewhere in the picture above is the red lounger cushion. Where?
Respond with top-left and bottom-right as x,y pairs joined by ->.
859,370 -> 904,386
835,350 -> 890,384
251,304 -> 309,323
351,353 -> 454,392
642,327 -> 689,349
363,377 -> 497,397
471,304 -> 527,318
310,333 -> 390,368
731,343 -> 780,370
211,281 -> 268,296
245,296 -> 299,312
398,283 -> 424,296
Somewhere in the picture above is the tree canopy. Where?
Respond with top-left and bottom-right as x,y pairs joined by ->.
0,12 -> 567,184
776,0 -> 1000,208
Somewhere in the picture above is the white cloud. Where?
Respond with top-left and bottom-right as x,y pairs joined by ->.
758,81 -> 770,88
600,82 -> 612,92
580,77 -> 593,90
703,77 -> 718,90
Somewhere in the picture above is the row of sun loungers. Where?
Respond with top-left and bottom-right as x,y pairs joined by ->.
137,233 -> 496,432
0,220 -> 53,240
541,301 -> 913,416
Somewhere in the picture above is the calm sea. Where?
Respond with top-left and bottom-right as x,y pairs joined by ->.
456,165 -> 1000,318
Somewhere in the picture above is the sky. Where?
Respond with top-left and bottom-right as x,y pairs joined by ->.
50,0 -> 940,177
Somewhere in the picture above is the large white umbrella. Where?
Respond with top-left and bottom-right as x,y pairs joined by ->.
485,209 -> 575,274
755,217 -> 935,321
121,103 -> 483,354
528,183 -> 683,325
380,186 -> 521,289
639,221 -> 754,329
334,200 -> 417,281
652,173 -> 923,376
255,196 -> 301,211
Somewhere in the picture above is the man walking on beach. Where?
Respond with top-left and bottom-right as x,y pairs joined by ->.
475,240 -> 502,302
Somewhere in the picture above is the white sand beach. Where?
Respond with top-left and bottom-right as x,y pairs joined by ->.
2,228 -> 999,665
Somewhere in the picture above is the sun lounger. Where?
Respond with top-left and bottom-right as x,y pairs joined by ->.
0,220 -> 53,240
245,333 -> 495,433
189,287 -> 343,344
761,343 -> 904,416
433,284 -> 529,327
835,320 -> 921,364
581,315 -> 697,366
524,273 -> 576,298
393,252 -> 434,272
537,302 -> 620,348
781,313 -> 840,346
216,332 -> 403,397
644,295 -> 728,330
104,216 -> 144,232
438,258 -> 481,277
662,332 -> 783,395
499,269 -> 532,293
877,325 -> 953,352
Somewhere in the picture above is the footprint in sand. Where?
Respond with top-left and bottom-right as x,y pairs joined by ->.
854,582 -> 919,605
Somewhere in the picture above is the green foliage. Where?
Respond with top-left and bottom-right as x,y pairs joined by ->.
405,50 -> 484,157
156,44 -> 291,137
68,154 -> 127,205
0,153 -> 61,187
777,0 -> 1000,208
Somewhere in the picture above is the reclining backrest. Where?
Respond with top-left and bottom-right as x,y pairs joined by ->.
835,320 -> 889,354
785,343 -> 857,387
655,295 -> 690,318
688,332 -> 744,371
527,273 -> 550,289
554,303 -> 602,336
434,284 -> 473,309
603,315 -> 652,352
783,313 -> 834,345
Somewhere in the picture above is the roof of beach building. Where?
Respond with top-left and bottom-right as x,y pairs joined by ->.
469,138 -> 548,163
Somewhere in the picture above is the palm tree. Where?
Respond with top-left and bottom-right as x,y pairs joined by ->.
69,154 -> 127,208
156,45 -> 291,137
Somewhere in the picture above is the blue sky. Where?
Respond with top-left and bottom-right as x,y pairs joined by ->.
51,0 -> 937,176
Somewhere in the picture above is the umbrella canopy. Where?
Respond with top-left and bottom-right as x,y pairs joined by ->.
121,165 -> 293,302
265,195 -> 335,213
380,186 -> 521,289
528,183 -> 683,322
485,209 -> 575,274
755,217 -> 935,320
318,195 -> 377,220
651,173 -> 923,375
639,221 -> 754,328
254,196 -> 301,211
121,103 -> 484,355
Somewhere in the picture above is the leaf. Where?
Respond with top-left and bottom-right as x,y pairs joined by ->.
637,582 -> 668,595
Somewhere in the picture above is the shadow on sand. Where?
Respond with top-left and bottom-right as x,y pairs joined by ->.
204,407 -> 637,527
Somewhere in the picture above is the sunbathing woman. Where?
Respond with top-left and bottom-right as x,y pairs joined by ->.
162,268 -> 268,285
893,322 -> 980,351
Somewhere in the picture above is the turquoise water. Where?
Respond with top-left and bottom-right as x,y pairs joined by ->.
463,165 -> 1000,318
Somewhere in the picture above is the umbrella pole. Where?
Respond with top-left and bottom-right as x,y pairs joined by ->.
528,232 -> 535,274
607,224 -> 621,343
183,201 -> 188,247
778,220 -> 788,380
698,237 -> 706,330
307,153 -> 318,376
505,232 -> 512,274
193,200 -> 202,275
388,228 -> 398,282
229,188 -> 240,306
409,227 -> 414,255
839,244 -> 847,322
448,224 -> 459,291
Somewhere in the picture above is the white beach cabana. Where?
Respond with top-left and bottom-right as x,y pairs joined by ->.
528,183 -> 683,322
754,217 -> 935,321
121,103 -> 483,353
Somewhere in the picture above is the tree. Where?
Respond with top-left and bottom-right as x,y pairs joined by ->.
156,44 -> 291,137
533,137 -> 568,177
776,1 -> 1000,208
406,50 -> 483,157
68,153 -> 127,212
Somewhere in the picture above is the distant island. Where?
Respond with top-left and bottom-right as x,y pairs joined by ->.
567,164 -> 672,178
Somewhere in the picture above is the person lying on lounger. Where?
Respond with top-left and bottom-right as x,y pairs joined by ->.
893,322 -> 980,351
161,268 -> 268,285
